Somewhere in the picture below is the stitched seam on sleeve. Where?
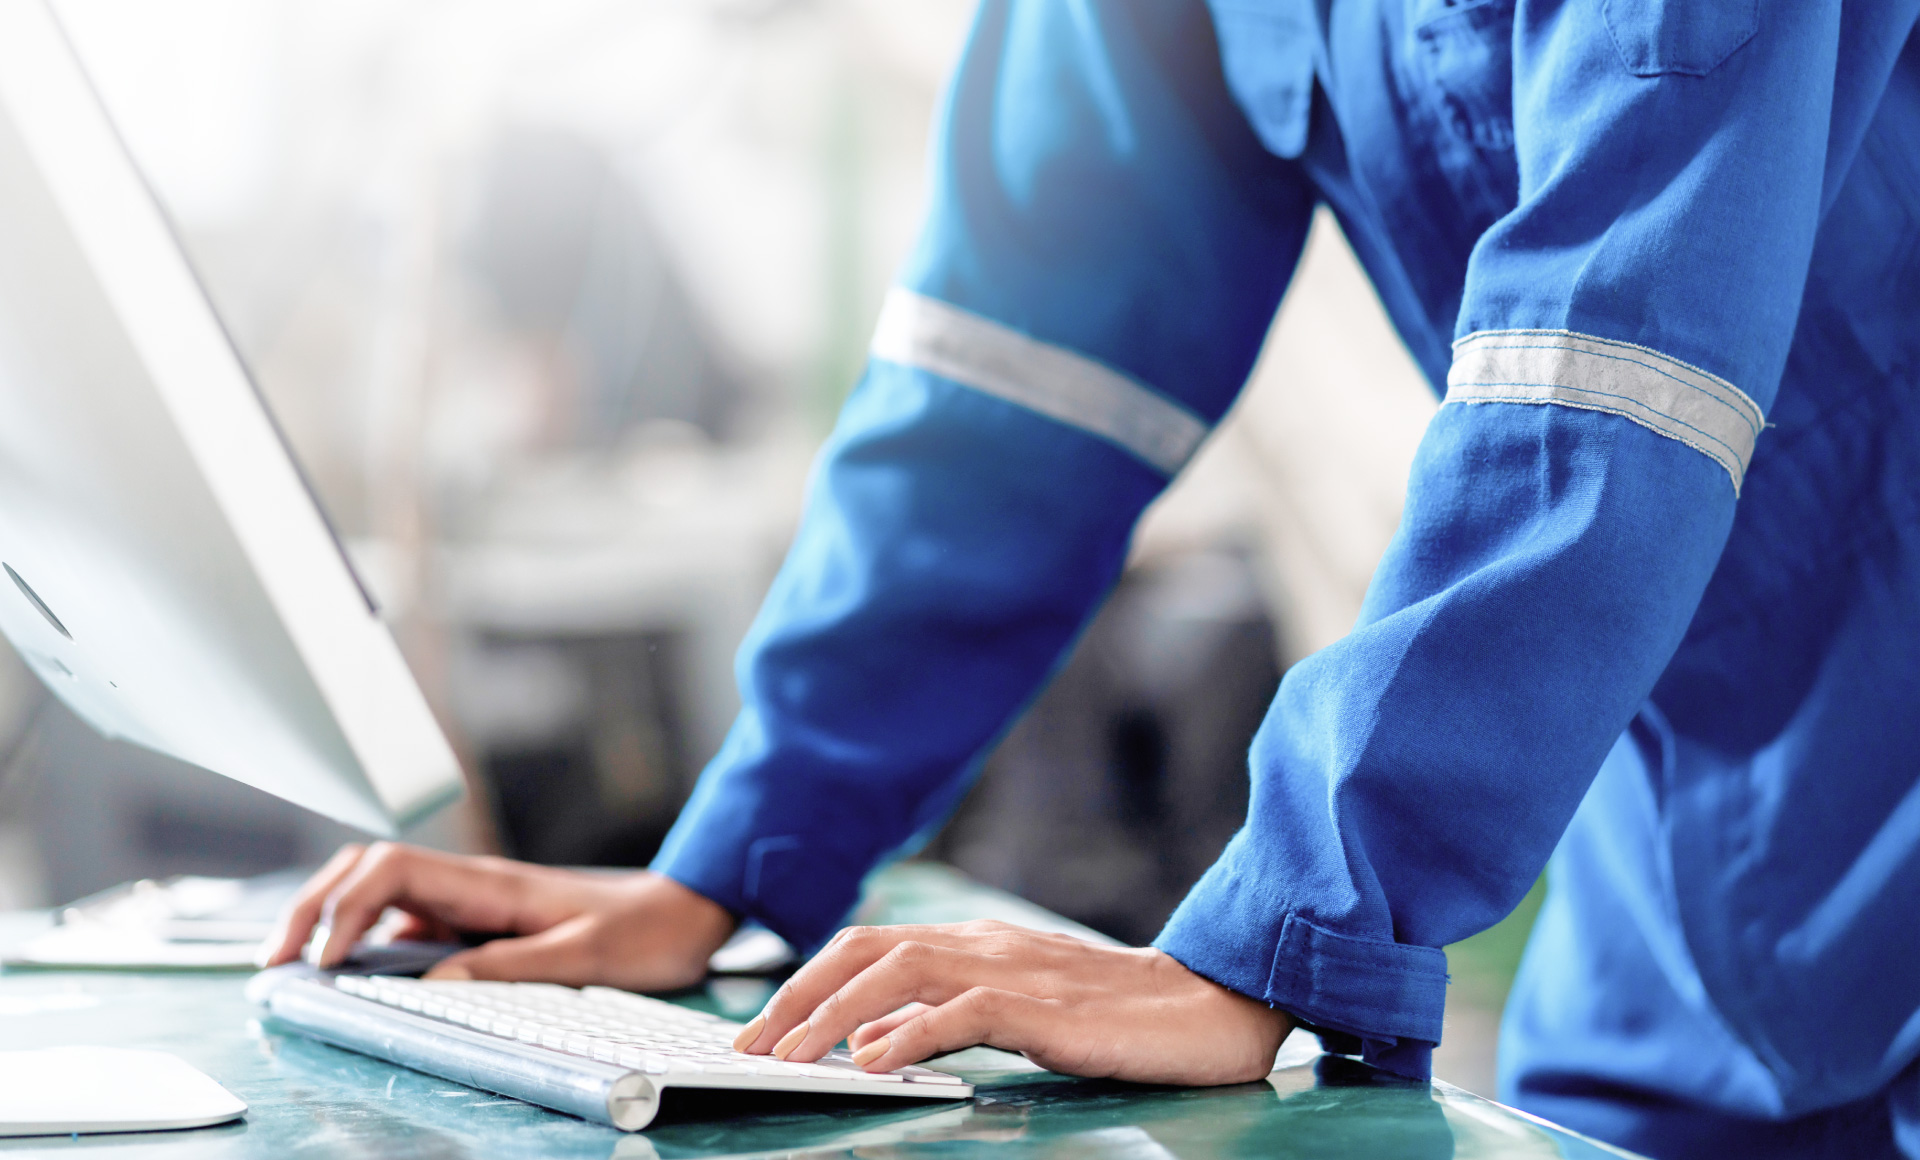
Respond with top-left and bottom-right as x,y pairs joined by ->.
1450,328 -> 1762,419
1458,382 -> 1746,465
1476,347 -> 1761,440
1446,328 -> 1765,493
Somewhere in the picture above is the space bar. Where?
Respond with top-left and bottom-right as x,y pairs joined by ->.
265,979 -> 640,1128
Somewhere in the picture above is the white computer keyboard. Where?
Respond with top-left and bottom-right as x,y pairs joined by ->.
331,975 -> 969,1091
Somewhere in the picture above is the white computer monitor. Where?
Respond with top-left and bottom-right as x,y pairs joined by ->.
0,0 -> 462,836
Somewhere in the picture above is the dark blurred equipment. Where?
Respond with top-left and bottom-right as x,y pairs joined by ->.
462,631 -> 695,867
932,549 -> 1281,946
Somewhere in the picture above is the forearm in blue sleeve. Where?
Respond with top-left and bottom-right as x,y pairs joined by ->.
650,361 -> 1166,950
1158,401 -> 1738,1076
1162,0 -> 1842,1077
652,0 -> 1312,953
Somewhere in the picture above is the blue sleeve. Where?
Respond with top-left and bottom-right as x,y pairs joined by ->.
650,0 -> 1314,952
1155,1 -> 1845,1077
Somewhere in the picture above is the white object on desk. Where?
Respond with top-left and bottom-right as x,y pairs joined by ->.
3,873 -> 319,971
4,923 -> 262,970
0,1047 -> 246,1136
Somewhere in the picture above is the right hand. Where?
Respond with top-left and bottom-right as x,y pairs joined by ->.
258,843 -> 737,991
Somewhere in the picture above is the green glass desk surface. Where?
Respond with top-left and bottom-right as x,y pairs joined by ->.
0,863 -> 1640,1159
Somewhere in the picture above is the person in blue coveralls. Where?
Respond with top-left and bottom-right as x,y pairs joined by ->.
265,2 -> 1920,1156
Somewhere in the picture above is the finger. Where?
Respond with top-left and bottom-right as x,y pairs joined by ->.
315,843 -> 434,968
384,911 -> 459,944
422,915 -> 601,984
849,1003 -> 932,1051
315,845 -> 581,968
738,922 -> 1017,1054
851,987 -> 1056,1073
776,939 -> 1009,1063
259,844 -> 366,967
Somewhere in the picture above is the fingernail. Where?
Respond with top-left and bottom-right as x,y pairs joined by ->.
305,926 -> 330,966
423,962 -> 472,981
772,1021 -> 809,1061
732,1015 -> 766,1053
851,1037 -> 890,1068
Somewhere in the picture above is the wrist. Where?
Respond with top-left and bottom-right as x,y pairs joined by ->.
641,870 -> 738,954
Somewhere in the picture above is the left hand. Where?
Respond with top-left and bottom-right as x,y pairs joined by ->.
731,920 -> 1293,1086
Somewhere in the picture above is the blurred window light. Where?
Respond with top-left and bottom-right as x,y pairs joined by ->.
55,0 -> 281,228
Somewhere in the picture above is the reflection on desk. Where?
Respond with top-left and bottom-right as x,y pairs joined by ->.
0,866 -> 1645,1159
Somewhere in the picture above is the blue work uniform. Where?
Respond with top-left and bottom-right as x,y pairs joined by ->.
651,1 -> 1920,1154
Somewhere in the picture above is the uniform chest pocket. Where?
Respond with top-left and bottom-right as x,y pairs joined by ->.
1208,0 -> 1319,159
1603,0 -> 1757,77
1406,0 -> 1519,224
1409,0 -> 1516,156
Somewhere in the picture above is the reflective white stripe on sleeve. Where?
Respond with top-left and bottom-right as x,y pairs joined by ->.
1446,329 -> 1765,492
869,288 -> 1209,475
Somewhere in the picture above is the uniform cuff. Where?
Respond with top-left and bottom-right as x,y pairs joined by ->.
648,737 -> 880,957
1156,890 -> 1448,1080
653,831 -> 870,957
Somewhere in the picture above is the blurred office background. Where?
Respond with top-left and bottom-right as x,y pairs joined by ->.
0,0 -> 1535,1095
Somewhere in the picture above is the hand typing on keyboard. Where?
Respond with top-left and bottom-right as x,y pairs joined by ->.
263,846 -> 1288,1089
327,975 -> 968,1092
732,920 -> 1294,1087
259,844 -> 735,993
